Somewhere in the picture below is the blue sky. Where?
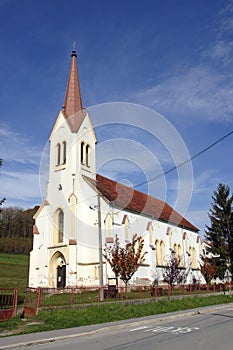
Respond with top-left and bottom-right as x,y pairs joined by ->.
0,0 -> 233,238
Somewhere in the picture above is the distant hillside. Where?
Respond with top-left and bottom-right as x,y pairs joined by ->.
0,206 -> 39,254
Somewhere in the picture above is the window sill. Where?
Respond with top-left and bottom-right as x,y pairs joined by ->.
48,244 -> 67,249
81,166 -> 92,173
55,164 -> 66,172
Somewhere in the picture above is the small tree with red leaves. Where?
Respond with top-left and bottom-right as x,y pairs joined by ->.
201,258 -> 216,284
103,234 -> 147,290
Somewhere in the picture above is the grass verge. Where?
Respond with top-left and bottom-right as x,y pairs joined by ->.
0,294 -> 232,336
0,253 -> 29,304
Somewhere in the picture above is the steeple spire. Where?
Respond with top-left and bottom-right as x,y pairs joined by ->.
63,50 -> 86,132
63,50 -> 83,117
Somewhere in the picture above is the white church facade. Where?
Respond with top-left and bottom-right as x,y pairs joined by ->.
29,51 -> 203,289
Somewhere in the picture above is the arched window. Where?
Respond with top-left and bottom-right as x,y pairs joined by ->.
80,142 -> 91,167
81,142 -> 85,165
183,232 -> 188,251
167,227 -> 172,248
122,215 -> 130,241
148,222 -> 153,244
178,244 -> 182,262
155,240 -> 160,265
189,246 -> 193,267
86,144 -> 90,167
192,247 -> 197,269
56,143 -> 61,166
160,241 -> 165,266
174,243 -> 177,259
62,141 -> 66,164
105,214 -> 112,237
58,209 -> 64,243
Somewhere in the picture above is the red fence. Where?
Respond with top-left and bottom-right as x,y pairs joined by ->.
22,282 -> 233,317
0,288 -> 18,322
23,287 -> 41,317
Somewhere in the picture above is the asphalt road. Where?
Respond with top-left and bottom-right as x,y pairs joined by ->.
1,304 -> 233,350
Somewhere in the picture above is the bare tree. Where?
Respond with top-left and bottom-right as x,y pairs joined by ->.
163,252 -> 187,289
103,234 -> 147,290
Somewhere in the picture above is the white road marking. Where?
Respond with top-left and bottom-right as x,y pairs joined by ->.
171,327 -> 199,334
130,325 -> 199,335
130,326 -> 151,332
149,326 -> 175,333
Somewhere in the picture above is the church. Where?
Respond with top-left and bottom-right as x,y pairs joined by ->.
29,50 -> 203,289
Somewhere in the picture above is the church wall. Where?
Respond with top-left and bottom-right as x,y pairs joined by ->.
99,201 -> 202,286
29,53 -> 203,289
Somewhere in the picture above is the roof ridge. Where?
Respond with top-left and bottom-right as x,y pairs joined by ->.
83,173 -> 199,232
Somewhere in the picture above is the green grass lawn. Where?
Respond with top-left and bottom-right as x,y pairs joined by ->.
0,294 -> 232,336
0,254 -> 233,337
0,253 -> 29,302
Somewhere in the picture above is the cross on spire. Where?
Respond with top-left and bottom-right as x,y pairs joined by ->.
72,40 -> 77,51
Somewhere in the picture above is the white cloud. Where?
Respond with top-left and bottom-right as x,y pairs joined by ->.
134,2 -> 233,124
135,65 -> 233,122
0,124 -> 42,164
185,209 -> 209,239
192,170 -> 222,196
206,40 -> 233,64
0,124 -> 44,208
1,170 -> 41,208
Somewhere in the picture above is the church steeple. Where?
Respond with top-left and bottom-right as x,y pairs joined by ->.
63,50 -> 83,117
62,50 -> 86,133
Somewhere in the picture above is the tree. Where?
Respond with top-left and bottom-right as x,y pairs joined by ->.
200,258 -> 216,284
205,184 -> 233,279
162,252 -> 187,288
103,234 -> 147,290
0,206 -> 38,254
0,159 -> 6,211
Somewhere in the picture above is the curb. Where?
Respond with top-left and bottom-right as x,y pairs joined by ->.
0,302 -> 232,349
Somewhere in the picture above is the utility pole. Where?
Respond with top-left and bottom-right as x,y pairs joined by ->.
97,194 -> 104,301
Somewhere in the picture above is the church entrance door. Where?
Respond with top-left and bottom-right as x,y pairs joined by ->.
57,264 -> 66,288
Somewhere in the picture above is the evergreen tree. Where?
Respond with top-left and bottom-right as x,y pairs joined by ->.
205,184 -> 233,279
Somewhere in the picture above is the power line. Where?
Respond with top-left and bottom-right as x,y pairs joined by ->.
33,129 -> 233,219
134,129 -> 233,189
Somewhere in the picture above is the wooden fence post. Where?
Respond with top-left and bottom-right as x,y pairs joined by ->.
12,288 -> 18,317
70,288 -> 75,305
120,287 -> 123,300
35,288 -> 41,314
98,288 -> 101,301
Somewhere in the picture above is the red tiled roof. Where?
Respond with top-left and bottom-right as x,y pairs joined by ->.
84,174 -> 198,232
